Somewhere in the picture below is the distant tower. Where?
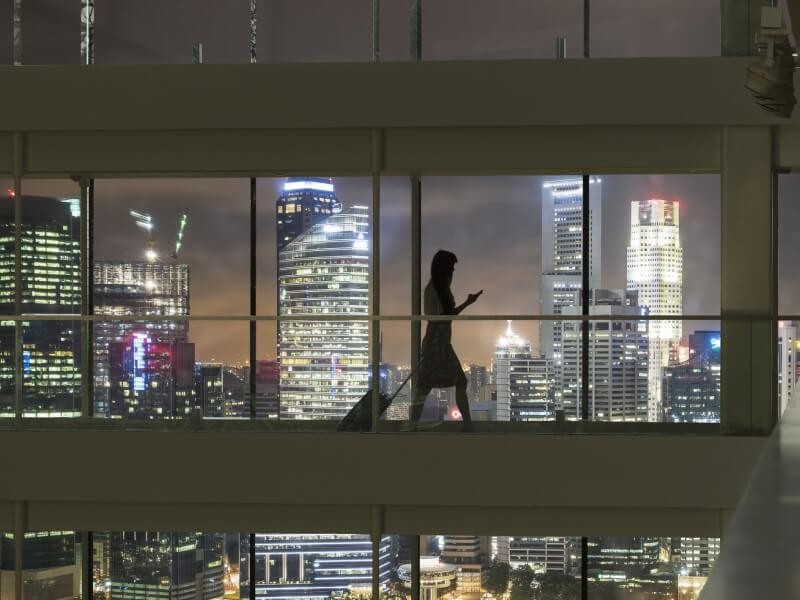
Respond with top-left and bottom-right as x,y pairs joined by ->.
626,199 -> 683,422
494,322 -> 554,422
540,178 -> 602,399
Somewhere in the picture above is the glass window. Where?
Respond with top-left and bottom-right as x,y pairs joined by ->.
419,0 -> 583,60
590,0 -> 720,57
1,530 -> 82,600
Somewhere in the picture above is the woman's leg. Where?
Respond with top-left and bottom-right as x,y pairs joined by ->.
455,375 -> 473,432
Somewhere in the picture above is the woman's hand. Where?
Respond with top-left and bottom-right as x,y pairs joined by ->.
466,290 -> 483,305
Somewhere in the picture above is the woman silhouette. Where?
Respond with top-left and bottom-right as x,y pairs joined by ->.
409,250 -> 483,432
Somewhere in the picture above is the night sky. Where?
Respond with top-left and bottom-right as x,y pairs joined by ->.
3,1 -> 799,367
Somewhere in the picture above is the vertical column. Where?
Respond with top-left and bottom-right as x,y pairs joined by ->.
370,129 -> 383,432
13,501 -> 26,600
249,532 -> 257,600
371,506 -> 384,599
80,179 -> 93,418
80,0 -> 95,65
12,0 -> 22,65
81,531 -> 92,600
721,126 -> 776,434
721,0 -> 766,56
13,134 -> 23,424
372,0 -> 380,62
410,0 -> 422,61
581,177 -> 590,422
249,0 -> 258,420
411,535 -> 421,600
250,0 -> 258,64
583,0 -> 590,58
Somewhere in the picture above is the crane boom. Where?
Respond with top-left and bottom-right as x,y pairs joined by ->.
172,209 -> 189,259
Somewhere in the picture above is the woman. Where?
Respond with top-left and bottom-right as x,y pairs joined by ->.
409,250 -> 482,432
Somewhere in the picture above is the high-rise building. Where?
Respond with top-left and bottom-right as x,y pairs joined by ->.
509,537 -> 572,574
278,202 -> 369,420
559,289 -> 649,421
663,331 -> 721,423
777,321 -> 800,416
626,199 -> 683,422
540,177 -> 602,365
674,537 -> 720,577
254,534 -> 391,600
440,536 -> 482,599
107,333 -> 196,418
467,364 -> 488,404
0,531 -> 80,600
493,322 -> 554,422
196,362 -> 225,418
94,261 -> 190,417
0,195 -> 82,416
255,359 -> 279,419
108,531 -> 224,599
276,177 -> 342,253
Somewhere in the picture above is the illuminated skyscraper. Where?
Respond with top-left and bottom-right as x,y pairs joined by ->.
93,261 -> 190,417
254,534 -> 391,600
0,195 -> 82,416
440,536 -> 482,599
509,537 -> 573,574
540,177 -> 602,365
276,177 -> 342,252
559,290 -> 649,421
278,200 -> 369,420
663,331 -> 720,423
494,322 -> 554,422
196,362 -> 225,418
626,199 -> 683,422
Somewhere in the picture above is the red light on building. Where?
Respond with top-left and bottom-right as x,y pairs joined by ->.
7,188 -> 14,199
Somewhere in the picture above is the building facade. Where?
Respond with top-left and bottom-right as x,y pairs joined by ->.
540,177 -> 602,367
0,195 -> 82,416
494,322 -> 554,422
278,203 -> 370,420
778,321 -> 799,416
626,199 -> 684,422
663,331 -> 721,423
93,261 -> 190,417
255,534 -> 391,600
559,290 -> 649,421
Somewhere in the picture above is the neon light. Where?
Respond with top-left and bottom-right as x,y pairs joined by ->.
283,180 -> 334,193
710,337 -> 721,350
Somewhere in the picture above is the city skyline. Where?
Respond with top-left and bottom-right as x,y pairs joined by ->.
2,175 -> 724,368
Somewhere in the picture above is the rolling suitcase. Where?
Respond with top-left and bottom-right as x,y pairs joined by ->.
336,362 -> 422,432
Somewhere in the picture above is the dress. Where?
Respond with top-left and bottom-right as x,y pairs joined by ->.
416,282 -> 466,389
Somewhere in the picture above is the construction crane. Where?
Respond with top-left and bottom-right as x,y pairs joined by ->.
129,208 -> 190,263
172,209 -> 189,260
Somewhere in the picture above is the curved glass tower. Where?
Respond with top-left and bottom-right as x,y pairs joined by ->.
278,195 -> 369,420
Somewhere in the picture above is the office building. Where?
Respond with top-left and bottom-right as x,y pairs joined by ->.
196,362 -> 225,418
255,534 -> 391,600
626,199 -> 684,422
94,260 -> 190,417
0,531 -> 80,600
663,331 -> 721,423
278,203 -> 369,420
108,333 -> 196,418
108,531 -> 224,599
494,322 -> 554,421
0,195 -> 82,416
559,290 -> 649,421
540,177 -> 602,364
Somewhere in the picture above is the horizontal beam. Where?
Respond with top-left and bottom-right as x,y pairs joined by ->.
1,126 -> 721,178
0,59 -> 791,133
0,432 -> 765,529
0,501 -> 731,538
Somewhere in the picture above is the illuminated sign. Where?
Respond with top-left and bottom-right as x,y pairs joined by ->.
22,351 -> 30,374
132,333 -> 149,392
284,180 -> 334,193
710,337 -> 721,350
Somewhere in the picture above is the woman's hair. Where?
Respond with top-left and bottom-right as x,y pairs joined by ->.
430,250 -> 457,314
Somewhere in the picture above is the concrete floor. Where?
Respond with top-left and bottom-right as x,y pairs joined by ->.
701,399 -> 800,599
